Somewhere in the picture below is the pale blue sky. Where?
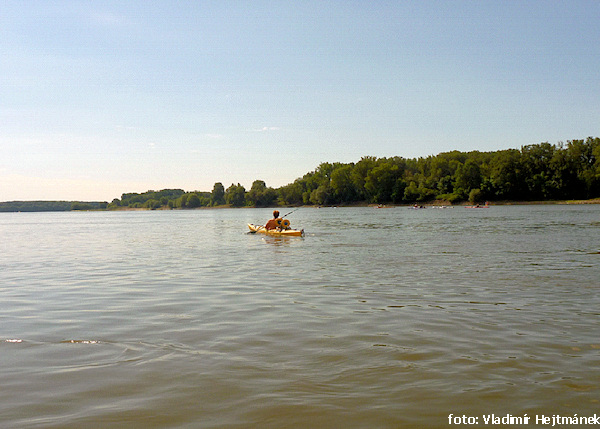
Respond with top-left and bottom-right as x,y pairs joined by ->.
1,0 -> 599,201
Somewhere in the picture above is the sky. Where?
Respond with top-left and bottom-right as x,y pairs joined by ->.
1,0 -> 599,202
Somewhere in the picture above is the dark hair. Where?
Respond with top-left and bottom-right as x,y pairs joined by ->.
273,210 -> 280,218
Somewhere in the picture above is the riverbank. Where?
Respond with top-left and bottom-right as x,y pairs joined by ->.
361,198 -> 600,208
2,198 -> 599,212
484,198 -> 600,205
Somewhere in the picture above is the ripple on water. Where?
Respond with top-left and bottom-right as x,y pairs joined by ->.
1,207 -> 599,427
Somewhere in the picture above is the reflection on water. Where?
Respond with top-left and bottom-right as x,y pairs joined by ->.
1,205 -> 599,428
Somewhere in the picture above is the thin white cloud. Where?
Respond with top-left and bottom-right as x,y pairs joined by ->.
252,127 -> 281,132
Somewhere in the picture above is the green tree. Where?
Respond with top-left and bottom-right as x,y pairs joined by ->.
247,180 -> 278,207
211,182 -> 226,206
455,159 -> 482,192
351,156 -> 377,200
564,137 -> 600,198
278,181 -> 303,205
187,194 -> 201,208
521,143 -> 556,199
489,149 -> 525,200
330,164 -> 357,203
225,183 -> 246,207
364,162 -> 400,203
591,138 -> 600,197
403,182 -> 419,202
309,184 -> 331,205
177,194 -> 189,208
144,199 -> 161,210
469,188 -> 483,204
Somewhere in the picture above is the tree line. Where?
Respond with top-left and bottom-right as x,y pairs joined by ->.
107,181 -> 277,209
1,137 -> 598,212
108,137 -> 600,209
0,201 -> 108,212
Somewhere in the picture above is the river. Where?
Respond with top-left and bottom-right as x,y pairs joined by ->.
1,205 -> 598,428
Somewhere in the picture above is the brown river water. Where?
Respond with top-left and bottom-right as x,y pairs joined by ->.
1,205 -> 599,428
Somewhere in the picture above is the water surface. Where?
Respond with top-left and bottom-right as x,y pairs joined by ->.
1,205 -> 599,428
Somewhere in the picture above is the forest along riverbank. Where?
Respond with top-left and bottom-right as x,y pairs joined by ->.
2,197 -> 600,213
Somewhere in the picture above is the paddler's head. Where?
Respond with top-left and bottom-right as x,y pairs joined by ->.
273,210 -> 280,218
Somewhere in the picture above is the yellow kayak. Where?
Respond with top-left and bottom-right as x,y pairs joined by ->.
248,224 -> 304,237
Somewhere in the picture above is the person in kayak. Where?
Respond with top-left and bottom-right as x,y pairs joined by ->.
264,210 -> 281,230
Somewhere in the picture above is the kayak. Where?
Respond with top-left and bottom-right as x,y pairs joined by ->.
248,224 -> 304,237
